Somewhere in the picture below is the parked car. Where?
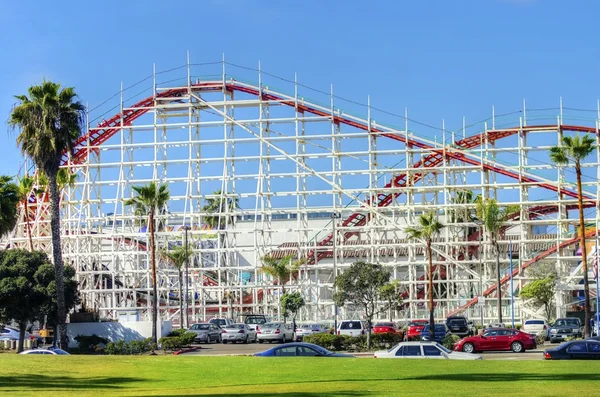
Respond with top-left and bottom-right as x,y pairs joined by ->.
486,323 -> 506,330
467,321 -> 477,336
420,324 -> 449,343
522,319 -> 550,340
337,320 -> 367,337
405,320 -> 428,341
19,348 -> 69,355
544,340 -> 600,360
374,341 -> 482,360
0,326 -> 34,341
188,323 -> 222,343
373,322 -> 402,336
254,342 -> 353,357
243,314 -> 268,332
221,323 -> 257,344
549,318 -> 582,343
257,322 -> 294,343
445,316 -> 472,337
454,328 -> 536,353
209,318 -> 235,328
295,323 -> 328,341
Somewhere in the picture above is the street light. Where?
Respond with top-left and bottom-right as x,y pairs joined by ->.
332,212 -> 341,333
182,225 -> 191,329
474,220 -> 485,328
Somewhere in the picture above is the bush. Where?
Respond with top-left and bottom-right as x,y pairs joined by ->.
74,334 -> 109,353
129,338 -> 155,354
303,333 -> 347,351
370,332 -> 403,349
179,332 -> 196,347
167,328 -> 188,337
105,340 -> 131,355
304,332 -> 403,352
441,334 -> 461,350
159,336 -> 182,351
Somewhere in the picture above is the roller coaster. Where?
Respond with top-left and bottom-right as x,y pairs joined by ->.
3,60 -> 599,325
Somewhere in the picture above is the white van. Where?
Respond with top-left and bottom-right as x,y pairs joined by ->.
337,320 -> 367,337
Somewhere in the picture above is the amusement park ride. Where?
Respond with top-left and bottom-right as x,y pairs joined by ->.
2,59 -> 600,326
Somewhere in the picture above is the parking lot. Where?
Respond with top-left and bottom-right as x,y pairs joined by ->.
180,340 -> 554,360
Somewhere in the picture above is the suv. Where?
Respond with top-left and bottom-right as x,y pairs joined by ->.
446,316 -> 471,337
209,318 -> 234,328
337,320 -> 366,337
243,314 -> 268,332
550,318 -> 582,343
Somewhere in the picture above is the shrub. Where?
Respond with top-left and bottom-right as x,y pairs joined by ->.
179,332 -> 196,347
441,334 -> 461,350
159,336 -> 182,351
167,328 -> 188,337
370,332 -> 403,349
303,333 -> 347,351
129,338 -> 155,354
74,334 -> 109,353
105,340 -> 131,355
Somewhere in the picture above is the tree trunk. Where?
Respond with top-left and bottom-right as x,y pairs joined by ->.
389,299 -> 393,323
366,317 -> 372,350
178,268 -> 184,329
427,240 -> 435,335
17,321 -> 26,353
24,200 -> 33,251
149,211 -> 158,343
576,164 -> 591,338
496,242 -> 502,323
48,173 -> 68,349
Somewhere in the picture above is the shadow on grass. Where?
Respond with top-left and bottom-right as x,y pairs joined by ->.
149,394 -> 371,397
0,374 -> 143,390
411,373 -> 600,382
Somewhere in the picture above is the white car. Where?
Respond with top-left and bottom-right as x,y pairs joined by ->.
0,326 -> 35,341
19,348 -> 70,355
522,319 -> 549,339
374,341 -> 482,360
337,320 -> 367,337
221,324 -> 257,343
295,323 -> 328,341
257,322 -> 294,343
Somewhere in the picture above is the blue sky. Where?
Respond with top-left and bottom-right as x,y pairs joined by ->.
1,0 -> 600,178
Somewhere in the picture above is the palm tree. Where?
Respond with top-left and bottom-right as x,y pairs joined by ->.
202,190 -> 239,269
9,80 -> 85,349
160,244 -> 191,329
405,211 -> 444,335
125,182 -> 170,343
0,176 -> 20,239
475,197 -> 519,324
16,175 -> 36,250
261,254 -> 304,322
550,134 -> 596,337
223,290 -> 236,320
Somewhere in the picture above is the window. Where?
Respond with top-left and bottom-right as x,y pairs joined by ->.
588,343 -> 600,353
567,343 -> 588,353
190,324 -> 209,330
274,347 -> 296,357
525,320 -> 545,325
395,346 -> 404,356
423,345 -> 442,356
497,330 -> 511,336
483,330 -> 498,337
340,321 -> 362,330
403,346 -> 422,356
297,346 -> 320,356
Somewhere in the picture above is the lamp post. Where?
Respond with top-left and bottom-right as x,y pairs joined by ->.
182,225 -> 191,329
332,212 -> 341,333
475,220 -> 485,328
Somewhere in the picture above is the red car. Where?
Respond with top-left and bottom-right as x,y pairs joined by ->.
405,320 -> 428,341
373,322 -> 402,336
454,328 -> 537,353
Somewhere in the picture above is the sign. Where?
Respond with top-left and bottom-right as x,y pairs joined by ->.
477,296 -> 485,306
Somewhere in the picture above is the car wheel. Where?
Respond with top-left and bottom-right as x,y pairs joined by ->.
258,340 -> 264,344
511,341 -> 523,353
462,343 -> 475,353
206,336 -> 210,344
244,336 -> 248,344
218,336 -> 222,343
281,335 -> 286,344
222,340 -> 227,344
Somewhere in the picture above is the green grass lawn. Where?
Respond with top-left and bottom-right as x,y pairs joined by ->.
1,355 -> 599,396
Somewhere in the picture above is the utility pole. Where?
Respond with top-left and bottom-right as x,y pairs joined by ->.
332,212 -> 341,333
475,220 -> 484,328
183,225 -> 191,329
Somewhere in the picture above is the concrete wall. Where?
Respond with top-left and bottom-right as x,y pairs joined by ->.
67,321 -> 172,348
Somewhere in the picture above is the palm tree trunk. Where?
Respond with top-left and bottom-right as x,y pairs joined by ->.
495,242 -> 502,323
149,211 -> 158,343
24,200 -> 33,251
427,240 -> 435,334
576,164 -> 591,338
48,173 -> 68,349
178,268 -> 184,329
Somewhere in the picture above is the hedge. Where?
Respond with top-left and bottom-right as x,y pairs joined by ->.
303,332 -> 403,352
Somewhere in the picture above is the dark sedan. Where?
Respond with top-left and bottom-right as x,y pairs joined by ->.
254,342 -> 353,357
544,340 -> 600,360
420,324 -> 449,343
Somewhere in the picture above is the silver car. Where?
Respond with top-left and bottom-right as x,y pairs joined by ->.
188,323 -> 222,344
221,324 -> 257,344
257,322 -> 294,344
295,323 -> 327,341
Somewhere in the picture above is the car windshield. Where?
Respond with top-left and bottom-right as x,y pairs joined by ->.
340,321 -> 362,329
52,349 -> 69,355
190,324 -> 210,330
448,318 -> 467,325
245,317 -> 266,325
525,320 -> 544,325
211,319 -> 226,326
409,321 -> 426,326
226,324 -> 245,329
422,325 -> 445,332
375,322 -> 394,327
555,319 -> 579,327
306,344 -> 333,355
435,343 -> 452,354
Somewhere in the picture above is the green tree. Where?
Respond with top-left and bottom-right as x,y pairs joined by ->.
333,261 -> 391,349
9,81 -> 85,349
519,273 -> 557,322
34,262 -> 80,345
125,182 -> 170,343
280,292 -> 305,332
202,190 -> 239,269
0,176 -> 19,239
160,244 -> 191,329
550,134 -> 596,337
16,175 -> 36,251
405,211 -> 445,335
0,249 -> 50,352
380,280 -> 403,322
261,254 -> 304,323
475,198 -> 519,324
